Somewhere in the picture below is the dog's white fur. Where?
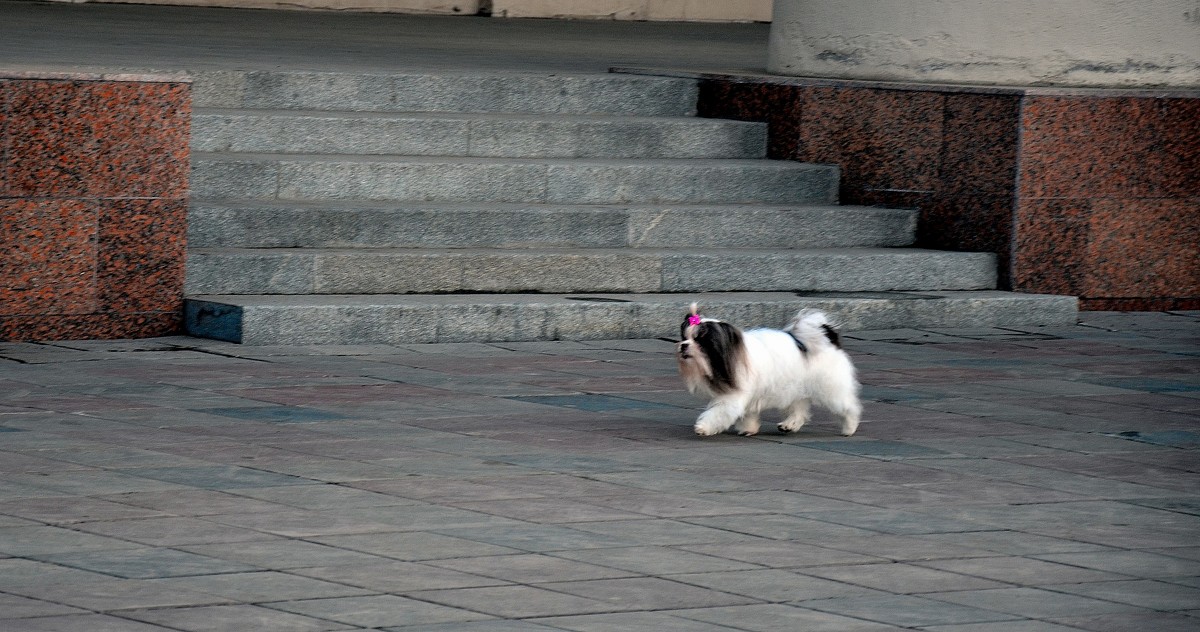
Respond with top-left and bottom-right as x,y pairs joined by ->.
677,305 -> 862,437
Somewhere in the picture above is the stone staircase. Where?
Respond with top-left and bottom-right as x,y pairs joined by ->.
184,70 -> 1076,344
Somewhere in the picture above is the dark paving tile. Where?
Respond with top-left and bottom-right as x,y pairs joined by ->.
798,562 -> 1007,594
672,602 -> 904,631
666,568 -> 889,602
270,594 -> 492,628
542,576 -> 758,610
506,393 -> 680,412
126,466 -> 313,490
2,578 -> 234,612
192,405 -> 349,423
34,548 -> 259,579
428,553 -> 635,584
925,587 -> 1147,619
122,604 -> 353,632
801,593 -> 1023,627
405,585 -> 614,618
293,560 -> 508,593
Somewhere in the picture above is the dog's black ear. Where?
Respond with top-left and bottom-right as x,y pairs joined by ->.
821,323 -> 842,349
695,321 -> 744,393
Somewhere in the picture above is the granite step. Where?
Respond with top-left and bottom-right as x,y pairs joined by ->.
191,109 -> 768,159
190,154 -> 841,205
185,247 -> 997,295
191,70 -> 700,116
184,291 -> 1080,345
186,200 -> 917,249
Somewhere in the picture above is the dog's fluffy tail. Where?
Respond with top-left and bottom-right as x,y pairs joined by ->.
786,310 -> 843,351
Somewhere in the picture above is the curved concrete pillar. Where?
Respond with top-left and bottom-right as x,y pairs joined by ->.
768,0 -> 1200,87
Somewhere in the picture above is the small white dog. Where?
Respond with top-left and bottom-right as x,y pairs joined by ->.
677,304 -> 862,437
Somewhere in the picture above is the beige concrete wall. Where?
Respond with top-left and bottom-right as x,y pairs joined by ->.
63,0 -> 481,13
491,0 -> 771,22
52,0 -> 770,20
769,0 -> 1200,87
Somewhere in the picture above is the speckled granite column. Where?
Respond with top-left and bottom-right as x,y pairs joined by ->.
688,70 -> 1199,309
1,72 -> 191,340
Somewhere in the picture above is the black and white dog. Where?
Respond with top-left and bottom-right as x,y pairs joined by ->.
677,304 -> 862,437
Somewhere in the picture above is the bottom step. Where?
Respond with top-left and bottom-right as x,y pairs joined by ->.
186,291 -> 1078,345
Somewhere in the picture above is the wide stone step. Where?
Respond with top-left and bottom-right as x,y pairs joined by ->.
187,200 -> 917,249
192,70 -> 699,116
184,291 -> 1080,345
185,247 -> 997,295
190,154 -> 840,205
191,109 -> 767,159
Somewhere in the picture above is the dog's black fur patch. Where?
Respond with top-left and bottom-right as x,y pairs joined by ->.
693,320 -> 743,394
821,323 -> 842,349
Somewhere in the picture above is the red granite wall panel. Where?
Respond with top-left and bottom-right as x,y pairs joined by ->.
0,74 -> 190,341
1015,95 -> 1200,310
694,72 -> 1197,309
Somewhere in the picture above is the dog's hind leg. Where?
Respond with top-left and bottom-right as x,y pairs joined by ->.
830,397 -> 861,436
735,404 -> 762,436
778,398 -> 810,433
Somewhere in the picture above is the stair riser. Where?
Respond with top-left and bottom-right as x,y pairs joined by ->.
192,70 -> 699,116
191,159 -> 840,205
191,114 -> 767,159
187,205 -> 917,249
185,293 -> 1079,345
185,250 -> 997,295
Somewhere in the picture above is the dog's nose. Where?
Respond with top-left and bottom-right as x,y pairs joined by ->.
679,342 -> 689,352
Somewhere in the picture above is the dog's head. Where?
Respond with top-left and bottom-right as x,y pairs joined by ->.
677,303 -> 744,395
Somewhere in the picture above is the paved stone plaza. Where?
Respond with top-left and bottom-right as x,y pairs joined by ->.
1,312 -> 1198,630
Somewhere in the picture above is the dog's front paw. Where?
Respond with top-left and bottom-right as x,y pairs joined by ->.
694,423 -> 721,437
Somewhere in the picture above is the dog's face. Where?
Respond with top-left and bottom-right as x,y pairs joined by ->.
677,309 -> 744,395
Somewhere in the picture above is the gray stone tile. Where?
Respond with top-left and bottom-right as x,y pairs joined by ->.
542,576 -> 758,610
382,621 -> 564,632
72,516 -> 276,546
798,562 -> 1008,594
673,603 -> 905,631
123,604 -> 354,632
434,524 -> 629,553
310,530 -> 523,560
802,593 -> 1022,627
127,466 -> 313,489
1,577 -> 232,612
272,595 -> 493,627
0,592 -> 88,618
0,525 -> 144,556
1033,550 -> 1200,579
0,614 -> 178,631
294,560 -> 509,592
428,553 -> 635,584
925,587 -> 1147,619
566,518 -> 760,546
554,545 -> 760,575
920,621 -> 1097,631
909,531 -> 1111,556
1049,579 -> 1200,611
1048,611 -> 1200,632
34,548 -> 259,579
179,539 -> 385,570
917,556 -> 1131,585
147,571 -> 373,602
667,569 -> 888,602
405,585 -> 614,618
537,611 -> 742,632
679,540 -> 887,569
